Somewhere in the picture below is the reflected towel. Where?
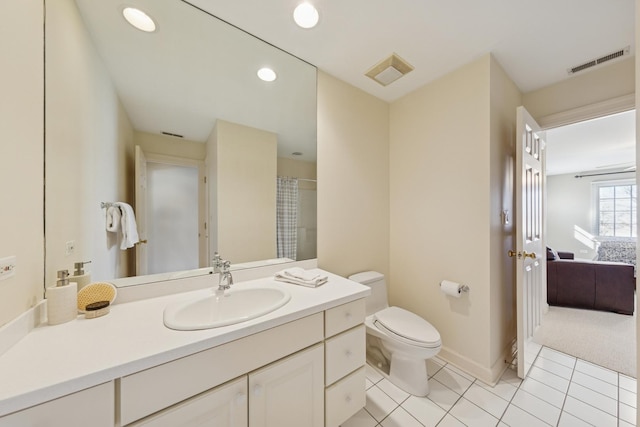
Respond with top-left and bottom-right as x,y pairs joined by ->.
113,202 -> 140,250
106,206 -> 121,232
275,267 -> 328,288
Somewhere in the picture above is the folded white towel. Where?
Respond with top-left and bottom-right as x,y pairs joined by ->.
275,268 -> 328,288
113,202 -> 140,250
106,206 -> 121,232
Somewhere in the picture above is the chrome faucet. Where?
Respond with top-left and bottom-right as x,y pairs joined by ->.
218,260 -> 234,292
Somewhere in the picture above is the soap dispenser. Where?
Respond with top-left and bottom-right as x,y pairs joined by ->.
47,270 -> 78,326
70,260 -> 92,291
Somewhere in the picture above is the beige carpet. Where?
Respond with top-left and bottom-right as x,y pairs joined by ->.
533,305 -> 636,378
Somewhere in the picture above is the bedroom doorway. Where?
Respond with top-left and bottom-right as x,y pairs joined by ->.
536,107 -> 636,377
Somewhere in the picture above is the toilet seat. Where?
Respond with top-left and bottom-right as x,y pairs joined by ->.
373,306 -> 441,349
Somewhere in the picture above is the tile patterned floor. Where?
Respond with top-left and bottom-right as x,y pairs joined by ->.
341,347 -> 637,427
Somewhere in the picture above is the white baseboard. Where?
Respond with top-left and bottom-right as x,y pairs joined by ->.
438,342 -> 514,386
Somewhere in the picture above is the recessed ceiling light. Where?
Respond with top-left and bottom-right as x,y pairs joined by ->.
122,7 -> 156,33
257,67 -> 277,82
293,2 -> 319,29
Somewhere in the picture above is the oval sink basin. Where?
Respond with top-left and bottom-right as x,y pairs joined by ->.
164,286 -> 291,331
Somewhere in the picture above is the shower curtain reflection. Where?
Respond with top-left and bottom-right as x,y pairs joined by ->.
276,177 -> 298,260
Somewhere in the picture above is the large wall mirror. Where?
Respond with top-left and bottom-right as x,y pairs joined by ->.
45,0 -> 317,287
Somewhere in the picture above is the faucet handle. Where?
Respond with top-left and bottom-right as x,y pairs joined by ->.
212,252 -> 224,273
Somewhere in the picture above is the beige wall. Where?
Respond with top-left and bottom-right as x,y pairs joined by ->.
488,56 -> 522,375
277,157 -> 317,191
316,72 -> 390,279
523,57 -> 634,121
0,0 -> 44,327
45,0 -> 134,287
135,131 -> 206,161
388,55 -> 522,382
210,120 -> 277,263
390,55 -> 500,381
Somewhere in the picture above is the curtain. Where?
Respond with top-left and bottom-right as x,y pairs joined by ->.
276,177 -> 298,260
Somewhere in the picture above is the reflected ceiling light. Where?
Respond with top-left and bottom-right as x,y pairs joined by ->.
257,67 -> 277,82
122,7 -> 156,32
293,2 -> 319,29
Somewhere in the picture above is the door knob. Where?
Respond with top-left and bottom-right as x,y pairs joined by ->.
508,250 -> 536,259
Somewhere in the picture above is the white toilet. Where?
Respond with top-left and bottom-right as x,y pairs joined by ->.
349,271 -> 441,396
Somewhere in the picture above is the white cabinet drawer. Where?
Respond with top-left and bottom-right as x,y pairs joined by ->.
325,325 -> 365,386
129,376 -> 247,427
324,299 -> 365,338
0,382 -> 114,427
325,367 -> 366,427
120,313 -> 323,425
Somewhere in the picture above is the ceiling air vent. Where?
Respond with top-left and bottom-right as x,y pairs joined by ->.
567,46 -> 630,75
365,53 -> 414,86
161,131 -> 184,138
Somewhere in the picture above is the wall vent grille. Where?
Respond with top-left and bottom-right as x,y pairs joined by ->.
567,46 -> 630,75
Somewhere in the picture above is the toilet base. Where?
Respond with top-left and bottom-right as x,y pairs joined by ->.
389,353 -> 430,396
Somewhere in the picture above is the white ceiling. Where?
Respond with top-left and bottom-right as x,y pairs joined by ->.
190,0 -> 635,102
76,0 -> 637,172
74,0 -> 318,162
546,110 -> 636,176
189,0 -> 636,174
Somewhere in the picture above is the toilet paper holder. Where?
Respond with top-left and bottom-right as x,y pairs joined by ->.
440,280 -> 470,296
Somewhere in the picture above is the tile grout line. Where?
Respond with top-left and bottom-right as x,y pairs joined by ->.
359,350 -> 635,427
499,352 -> 565,427
554,355 -> 577,427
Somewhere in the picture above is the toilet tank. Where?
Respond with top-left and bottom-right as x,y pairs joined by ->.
348,271 -> 389,316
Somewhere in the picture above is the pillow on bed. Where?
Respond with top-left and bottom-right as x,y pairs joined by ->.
546,247 -> 559,260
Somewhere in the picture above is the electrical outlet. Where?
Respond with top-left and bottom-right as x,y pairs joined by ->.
65,240 -> 75,256
0,256 -> 16,281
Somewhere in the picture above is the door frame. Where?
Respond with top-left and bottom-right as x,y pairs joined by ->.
525,94 -> 636,366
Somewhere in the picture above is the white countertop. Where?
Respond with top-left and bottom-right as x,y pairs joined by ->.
0,269 -> 369,417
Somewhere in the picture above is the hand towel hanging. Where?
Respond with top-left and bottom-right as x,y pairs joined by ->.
113,202 -> 140,250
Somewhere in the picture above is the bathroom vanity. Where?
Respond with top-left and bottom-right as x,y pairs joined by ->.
0,268 -> 369,427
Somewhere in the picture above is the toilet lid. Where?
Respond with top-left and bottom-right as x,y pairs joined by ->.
373,306 -> 441,348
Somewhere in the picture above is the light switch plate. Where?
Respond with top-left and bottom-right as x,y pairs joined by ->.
0,256 -> 16,281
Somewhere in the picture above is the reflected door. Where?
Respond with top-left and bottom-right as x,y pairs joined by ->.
146,161 -> 200,275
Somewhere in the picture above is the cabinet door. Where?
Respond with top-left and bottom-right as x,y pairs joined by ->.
0,382 -> 113,427
130,377 -> 247,427
249,344 -> 324,427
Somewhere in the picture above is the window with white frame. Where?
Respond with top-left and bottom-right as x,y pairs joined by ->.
594,180 -> 637,237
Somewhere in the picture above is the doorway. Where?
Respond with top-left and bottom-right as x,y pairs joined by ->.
536,108 -> 636,377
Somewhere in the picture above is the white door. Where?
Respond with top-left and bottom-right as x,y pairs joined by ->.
249,344 -> 324,427
135,145 -> 149,276
512,106 -> 546,379
146,161 -> 200,274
